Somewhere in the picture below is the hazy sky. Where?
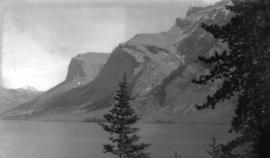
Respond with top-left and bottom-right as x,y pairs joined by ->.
1,0 -> 220,91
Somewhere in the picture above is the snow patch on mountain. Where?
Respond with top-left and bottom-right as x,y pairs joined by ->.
18,86 -> 39,93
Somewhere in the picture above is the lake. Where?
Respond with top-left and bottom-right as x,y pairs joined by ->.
0,121 -> 234,158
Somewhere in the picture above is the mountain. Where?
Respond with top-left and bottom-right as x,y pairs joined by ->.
0,52 -> 109,119
46,52 -> 109,97
135,0 -> 235,123
2,0 -> 234,122
0,86 -> 42,113
18,86 -> 39,93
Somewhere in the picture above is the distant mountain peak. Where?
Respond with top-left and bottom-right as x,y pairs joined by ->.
19,86 -> 38,92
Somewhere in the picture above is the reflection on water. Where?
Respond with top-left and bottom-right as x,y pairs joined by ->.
0,121 -> 234,158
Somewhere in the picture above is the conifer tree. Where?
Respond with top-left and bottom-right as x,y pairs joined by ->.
99,74 -> 150,158
193,0 -> 270,155
207,136 -> 222,158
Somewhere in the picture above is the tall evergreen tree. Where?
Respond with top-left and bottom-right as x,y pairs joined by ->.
193,0 -> 270,155
99,74 -> 150,158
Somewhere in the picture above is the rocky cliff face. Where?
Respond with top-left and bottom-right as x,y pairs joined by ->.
44,53 -> 109,99
2,0 -> 234,122
65,53 -> 108,84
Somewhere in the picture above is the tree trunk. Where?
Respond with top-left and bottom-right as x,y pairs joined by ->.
259,122 -> 270,158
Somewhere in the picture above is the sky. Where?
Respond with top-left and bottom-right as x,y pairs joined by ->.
1,0 -> 220,91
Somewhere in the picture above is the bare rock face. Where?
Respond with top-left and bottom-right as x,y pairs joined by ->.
65,53 -> 108,84
2,0 -> 234,122
65,58 -> 85,82
45,53 -> 109,98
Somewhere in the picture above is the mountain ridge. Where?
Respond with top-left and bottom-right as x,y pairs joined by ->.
1,0 -> 234,122
0,86 -> 42,113
0,52 -> 109,119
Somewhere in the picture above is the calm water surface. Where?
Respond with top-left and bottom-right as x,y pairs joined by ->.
0,121 -> 234,158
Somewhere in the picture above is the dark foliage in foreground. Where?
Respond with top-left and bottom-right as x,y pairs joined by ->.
99,74 -> 150,158
193,0 -> 270,157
